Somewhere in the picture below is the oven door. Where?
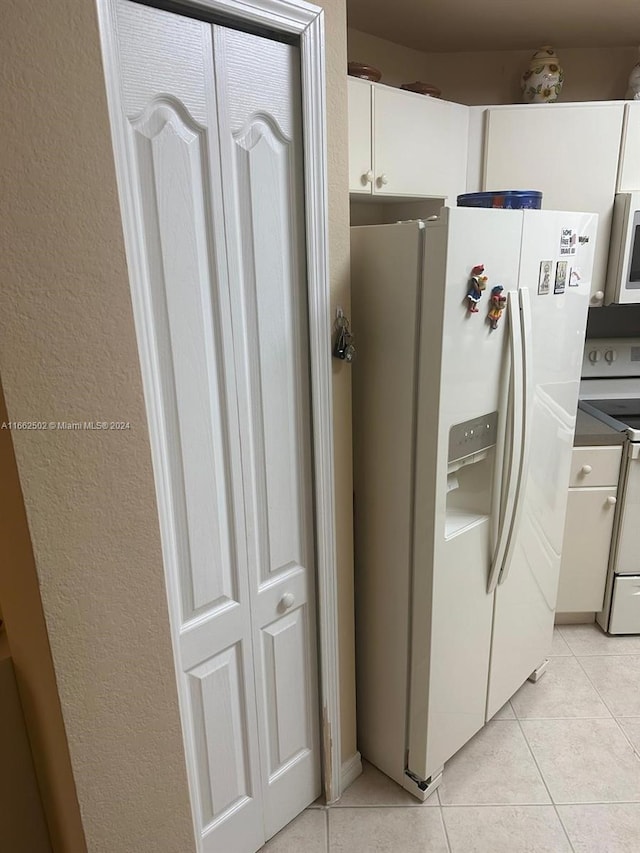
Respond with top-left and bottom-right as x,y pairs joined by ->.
613,442 -> 640,575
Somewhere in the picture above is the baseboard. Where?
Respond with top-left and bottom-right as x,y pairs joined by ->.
341,750 -> 363,792
555,612 -> 595,625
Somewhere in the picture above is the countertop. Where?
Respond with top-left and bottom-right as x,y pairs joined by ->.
574,407 -> 627,447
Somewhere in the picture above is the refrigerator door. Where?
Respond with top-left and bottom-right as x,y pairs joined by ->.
408,207 -> 524,782
486,210 -> 596,719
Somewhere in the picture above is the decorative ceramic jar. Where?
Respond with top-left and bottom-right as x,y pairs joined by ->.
626,47 -> 640,99
520,46 -> 564,103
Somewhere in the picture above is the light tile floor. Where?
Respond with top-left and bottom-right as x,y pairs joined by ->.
260,623 -> 640,852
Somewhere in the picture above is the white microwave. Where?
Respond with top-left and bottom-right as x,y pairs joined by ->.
606,192 -> 640,304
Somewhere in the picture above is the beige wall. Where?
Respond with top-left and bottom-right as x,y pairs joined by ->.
1,1 -> 354,851
1,1 -> 202,850
349,28 -> 637,104
322,2 -> 358,768
0,383 -> 86,852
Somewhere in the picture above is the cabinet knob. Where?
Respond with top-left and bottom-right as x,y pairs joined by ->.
605,349 -> 618,364
280,592 -> 295,611
592,290 -> 605,304
362,170 -> 374,184
580,464 -> 593,475
606,495 -> 617,506
377,173 -> 389,186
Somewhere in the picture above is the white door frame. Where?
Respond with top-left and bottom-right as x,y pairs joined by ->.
96,0 -> 342,806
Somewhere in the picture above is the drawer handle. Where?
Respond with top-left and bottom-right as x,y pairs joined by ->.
606,496 -> 617,506
580,464 -> 593,475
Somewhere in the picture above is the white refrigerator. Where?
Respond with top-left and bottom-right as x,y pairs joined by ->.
351,207 -> 597,800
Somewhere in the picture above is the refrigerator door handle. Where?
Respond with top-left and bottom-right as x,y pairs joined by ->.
498,287 -> 533,587
487,289 -> 524,594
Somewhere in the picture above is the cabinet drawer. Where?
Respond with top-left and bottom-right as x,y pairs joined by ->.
569,446 -> 622,487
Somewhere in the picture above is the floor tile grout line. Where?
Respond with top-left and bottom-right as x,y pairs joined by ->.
325,807 -> 329,853
514,711 -> 576,853
437,803 -> 453,853
573,653 -> 640,764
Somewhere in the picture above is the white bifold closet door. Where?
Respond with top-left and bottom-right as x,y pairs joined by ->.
110,2 -> 320,851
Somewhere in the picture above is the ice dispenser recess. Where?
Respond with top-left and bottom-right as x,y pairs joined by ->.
445,412 -> 498,539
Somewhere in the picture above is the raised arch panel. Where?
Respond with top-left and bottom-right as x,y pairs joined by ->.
132,100 -> 238,622
233,116 -> 312,586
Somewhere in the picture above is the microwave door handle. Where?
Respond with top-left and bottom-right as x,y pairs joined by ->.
499,287 -> 533,587
488,289 -> 523,594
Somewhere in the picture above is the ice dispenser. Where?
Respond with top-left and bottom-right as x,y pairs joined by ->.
445,412 -> 498,538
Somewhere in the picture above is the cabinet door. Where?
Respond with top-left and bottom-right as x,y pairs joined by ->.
484,104 -> 624,304
557,487 -> 618,612
373,85 -> 468,200
618,102 -> 640,192
348,78 -> 373,194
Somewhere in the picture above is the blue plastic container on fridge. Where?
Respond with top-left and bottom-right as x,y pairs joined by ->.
457,190 -> 543,210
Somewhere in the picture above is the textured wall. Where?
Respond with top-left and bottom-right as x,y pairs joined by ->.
348,28 -> 637,104
0,382 -> 86,853
320,0 -> 358,767
0,2 -> 355,852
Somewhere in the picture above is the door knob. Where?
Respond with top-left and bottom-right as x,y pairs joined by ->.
377,173 -> 389,186
606,495 -> 617,506
280,592 -> 295,610
362,170 -> 374,184
580,464 -> 593,475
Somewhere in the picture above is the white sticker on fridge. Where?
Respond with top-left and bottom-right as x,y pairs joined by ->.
560,228 -> 577,256
538,260 -> 552,295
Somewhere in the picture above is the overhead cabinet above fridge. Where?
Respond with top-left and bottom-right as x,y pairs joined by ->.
480,103 -> 624,306
347,78 -> 468,201
351,207 -> 596,800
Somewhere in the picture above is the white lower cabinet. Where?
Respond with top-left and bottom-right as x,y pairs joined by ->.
557,445 -> 622,613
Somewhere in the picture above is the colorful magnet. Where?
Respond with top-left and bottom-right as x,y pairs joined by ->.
487,285 -> 506,330
466,264 -> 488,313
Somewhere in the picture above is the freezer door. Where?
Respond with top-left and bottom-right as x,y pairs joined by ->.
486,211 -> 596,719
407,207 -> 524,782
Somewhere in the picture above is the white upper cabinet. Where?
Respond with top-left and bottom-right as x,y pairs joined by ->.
348,79 -> 468,202
483,103 -> 625,304
618,102 -> 640,192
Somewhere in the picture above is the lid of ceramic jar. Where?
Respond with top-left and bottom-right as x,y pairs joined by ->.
531,45 -> 559,61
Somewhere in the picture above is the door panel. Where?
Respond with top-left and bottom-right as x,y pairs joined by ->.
557,487 -> 617,613
348,78 -> 373,193
487,212 -> 594,719
133,101 -> 237,620
214,26 -> 320,839
111,2 -> 319,851
187,644 -> 252,824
